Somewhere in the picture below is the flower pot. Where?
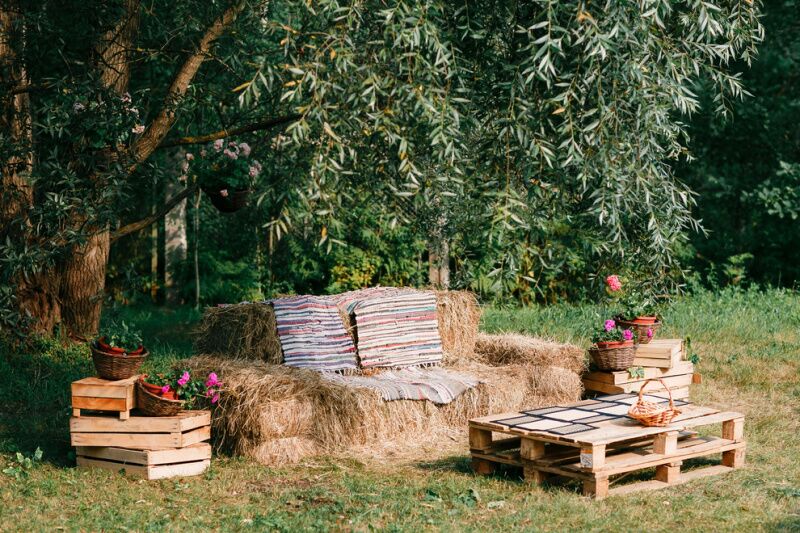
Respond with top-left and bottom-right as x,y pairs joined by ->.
139,379 -> 164,396
589,342 -> 636,371
595,340 -> 634,350
631,316 -> 658,325
203,187 -> 250,213
97,337 -> 126,354
91,342 -> 148,380
136,379 -> 184,416
616,319 -> 662,344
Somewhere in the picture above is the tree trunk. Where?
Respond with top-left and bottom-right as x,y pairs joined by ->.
165,167 -> 188,304
0,2 -> 63,334
60,231 -> 110,338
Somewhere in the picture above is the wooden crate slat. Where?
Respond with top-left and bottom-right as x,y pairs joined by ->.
608,465 -> 735,497
584,361 -> 694,385
583,374 -> 693,395
77,456 -> 210,480
72,397 -> 129,411
71,431 -> 182,449
70,411 -> 209,433
71,375 -> 138,399
76,443 -> 211,466
633,339 -> 683,358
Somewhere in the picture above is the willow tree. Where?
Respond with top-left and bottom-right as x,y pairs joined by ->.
1,0 -> 762,336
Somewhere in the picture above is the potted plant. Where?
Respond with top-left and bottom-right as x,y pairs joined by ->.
137,369 -> 222,416
588,319 -> 638,371
182,140 -> 262,213
91,321 -> 148,380
604,274 -> 662,343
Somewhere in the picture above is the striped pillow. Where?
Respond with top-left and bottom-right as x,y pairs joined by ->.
338,288 -> 444,368
271,295 -> 358,372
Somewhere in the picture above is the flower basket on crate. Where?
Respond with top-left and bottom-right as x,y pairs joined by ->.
137,378 -> 185,417
627,379 -> 682,427
91,343 -> 148,380
616,317 -> 662,344
589,319 -> 637,371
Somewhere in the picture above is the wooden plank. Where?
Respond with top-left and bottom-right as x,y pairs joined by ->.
722,448 -> 746,468
69,411 -> 210,433
584,374 -> 693,394
71,431 -> 181,449
584,361 -> 694,385
653,431 -> 679,455
72,397 -> 129,412
580,444 -> 606,470
178,425 -> 212,448
77,456 -> 210,480
147,459 -> 210,480
722,418 -> 745,441
634,339 -> 683,359
631,356 -> 679,369
608,465 -> 734,497
583,477 -> 610,499
469,427 -> 493,450
655,462 -> 682,484
76,443 -> 211,466
585,439 -> 743,476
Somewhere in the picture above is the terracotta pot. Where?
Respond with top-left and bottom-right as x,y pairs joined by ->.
139,379 -> 163,396
161,390 -> 178,400
632,316 -> 658,325
595,340 -> 634,349
97,338 -> 126,354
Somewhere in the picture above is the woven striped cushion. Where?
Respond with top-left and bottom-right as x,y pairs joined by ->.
271,295 -> 358,372
335,288 -> 444,368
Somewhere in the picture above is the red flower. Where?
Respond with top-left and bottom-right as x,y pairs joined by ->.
605,275 -> 622,292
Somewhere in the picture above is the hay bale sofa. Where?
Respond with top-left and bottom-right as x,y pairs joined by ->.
188,290 -> 586,465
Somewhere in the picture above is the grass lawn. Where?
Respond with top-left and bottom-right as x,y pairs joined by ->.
1,288 -> 799,531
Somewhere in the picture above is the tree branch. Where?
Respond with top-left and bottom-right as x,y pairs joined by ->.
157,114 -> 300,148
129,0 -> 247,170
110,184 -> 198,243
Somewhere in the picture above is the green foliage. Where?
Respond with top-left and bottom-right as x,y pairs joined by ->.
143,369 -> 221,409
2,447 -> 43,480
187,141 -> 262,191
590,320 -> 636,345
96,320 -> 142,351
680,0 -> 800,288
627,366 -> 645,380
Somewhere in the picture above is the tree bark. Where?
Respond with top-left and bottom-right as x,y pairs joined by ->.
1,2 -> 63,334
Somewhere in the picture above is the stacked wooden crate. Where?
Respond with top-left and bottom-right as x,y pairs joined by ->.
583,339 -> 695,400
70,375 -> 211,480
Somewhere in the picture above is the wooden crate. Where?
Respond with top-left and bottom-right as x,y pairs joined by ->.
76,443 -> 211,480
71,375 -> 138,420
633,339 -> 684,368
469,395 -> 745,499
583,361 -> 694,398
70,411 -> 211,450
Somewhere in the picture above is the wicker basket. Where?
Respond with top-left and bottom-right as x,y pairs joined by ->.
136,379 -> 184,417
617,319 -> 662,344
627,379 -> 681,427
91,342 -> 148,380
589,342 -> 636,371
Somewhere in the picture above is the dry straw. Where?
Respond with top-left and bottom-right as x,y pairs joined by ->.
194,303 -> 282,364
473,333 -> 587,374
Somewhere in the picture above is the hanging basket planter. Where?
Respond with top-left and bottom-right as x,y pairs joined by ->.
203,187 -> 250,213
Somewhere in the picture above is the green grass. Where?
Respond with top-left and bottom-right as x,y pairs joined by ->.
2,289 -> 800,531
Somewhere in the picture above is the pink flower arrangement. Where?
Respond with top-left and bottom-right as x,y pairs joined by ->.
605,275 -> 622,292
622,329 -> 634,341
647,328 -> 654,338
177,371 -> 190,387
161,385 -> 171,394
604,319 -> 616,332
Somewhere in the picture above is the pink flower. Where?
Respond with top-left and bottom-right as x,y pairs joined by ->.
604,319 -> 616,332
161,385 -> 171,394
223,148 -> 238,160
211,393 -> 220,404
219,188 -> 229,198
213,139 -> 224,151
249,165 -> 259,178
177,371 -> 190,387
622,329 -> 633,341
647,328 -> 654,338
131,124 -> 145,134
605,275 -> 622,292
205,372 -> 219,387
239,142 -> 251,157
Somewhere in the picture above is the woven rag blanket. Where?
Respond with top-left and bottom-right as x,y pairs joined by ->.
333,287 -> 444,368
271,295 -> 358,372
322,366 -> 481,405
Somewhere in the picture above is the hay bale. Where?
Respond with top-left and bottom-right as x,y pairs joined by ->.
194,304 -> 282,364
474,332 -> 586,374
435,290 -> 481,363
184,354 -> 582,466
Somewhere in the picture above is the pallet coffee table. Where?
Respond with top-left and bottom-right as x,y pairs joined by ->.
469,394 -> 745,499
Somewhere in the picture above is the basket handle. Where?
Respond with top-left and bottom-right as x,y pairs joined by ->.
637,378 -> 675,409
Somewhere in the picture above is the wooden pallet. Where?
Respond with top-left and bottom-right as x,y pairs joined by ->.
632,339 -> 683,369
76,443 -> 211,480
71,375 -> 138,420
70,411 -> 211,450
469,396 -> 745,499
583,361 -> 695,398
